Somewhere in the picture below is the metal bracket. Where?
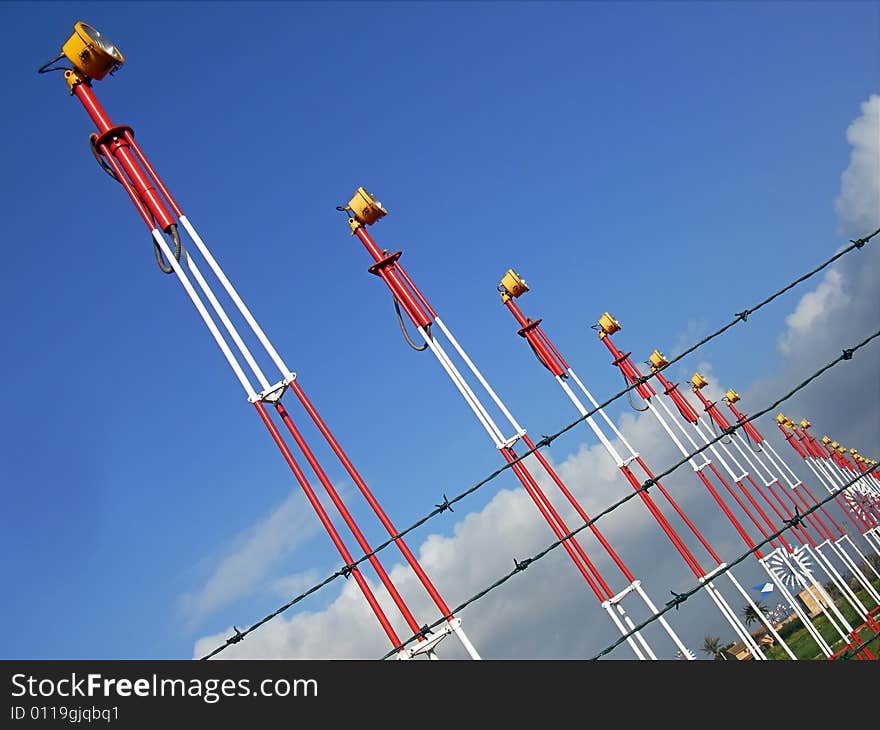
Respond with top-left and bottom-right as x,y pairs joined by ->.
621,453 -> 640,468
498,429 -> 527,450
602,580 -> 641,608
248,372 -> 297,404
394,618 -> 461,660
698,563 -> 726,583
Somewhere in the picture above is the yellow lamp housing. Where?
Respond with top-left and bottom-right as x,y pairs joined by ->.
821,436 -> 831,445
346,187 -> 387,227
776,414 -> 788,427
61,22 -> 124,81
724,389 -> 740,405
831,441 -> 839,449
597,312 -> 621,338
499,269 -> 529,302
799,419 -> 811,430
648,349 -> 669,372
838,446 -> 846,454
850,448 -> 858,455
691,372 -> 708,391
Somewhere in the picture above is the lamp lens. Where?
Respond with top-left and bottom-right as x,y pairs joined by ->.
80,23 -> 123,60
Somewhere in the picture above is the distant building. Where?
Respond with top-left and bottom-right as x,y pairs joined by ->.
796,587 -> 832,618
723,626 -> 777,660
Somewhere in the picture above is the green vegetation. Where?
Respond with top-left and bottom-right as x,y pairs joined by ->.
764,578 -> 880,660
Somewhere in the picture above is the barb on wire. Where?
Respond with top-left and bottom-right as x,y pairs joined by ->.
375,333 -> 879,659
200,228 -> 878,660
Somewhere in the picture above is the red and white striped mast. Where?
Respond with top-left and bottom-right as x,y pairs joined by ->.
744,412 -> 880,584
41,22 -> 479,660
814,435 -> 880,526
336,189 -> 696,659
679,378 -> 874,654
633,354 -> 851,657
497,278 -> 794,660
778,421 -> 880,556
733,412 -> 880,644
644,362 -> 877,657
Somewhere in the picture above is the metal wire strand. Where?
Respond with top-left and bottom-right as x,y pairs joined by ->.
201,321 -> 879,660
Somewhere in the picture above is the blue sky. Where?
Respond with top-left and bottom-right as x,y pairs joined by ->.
1,1 -> 878,659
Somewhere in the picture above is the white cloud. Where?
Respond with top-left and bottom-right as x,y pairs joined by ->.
190,95 -> 880,662
193,404 -> 778,660
778,269 -> 850,355
270,569 -> 322,598
669,317 -> 708,359
746,95 -> 880,446
179,490 -> 321,626
835,95 -> 879,235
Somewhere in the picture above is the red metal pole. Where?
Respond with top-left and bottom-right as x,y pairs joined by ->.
273,401 -> 425,637
287,380 -> 456,618
253,401 -> 404,650
72,83 -> 175,231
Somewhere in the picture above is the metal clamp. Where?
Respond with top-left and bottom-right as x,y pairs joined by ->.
394,618 -> 462,660
248,372 -> 297,403
698,563 -> 726,583
499,429 -> 527,450
602,580 -> 641,608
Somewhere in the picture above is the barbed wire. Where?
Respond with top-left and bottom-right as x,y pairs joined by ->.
201,227 -> 878,660
385,459 -> 879,660
586,461 -> 880,660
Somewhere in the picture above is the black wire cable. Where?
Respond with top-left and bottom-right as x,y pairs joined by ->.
37,53 -> 70,74
394,297 -> 428,351
89,134 -> 120,182
201,325 -> 879,660
624,369 -> 648,412
86,132 -> 182,274
384,459 -> 879,660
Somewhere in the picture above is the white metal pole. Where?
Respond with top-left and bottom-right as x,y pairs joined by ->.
725,570 -> 797,660
450,623 -> 481,660
632,582 -> 696,659
556,377 -> 625,465
616,604 -> 657,659
418,327 -> 509,447
433,317 -> 525,435
150,230 -> 257,400
178,216 -> 292,377
760,553 -> 833,657
184,251 -> 272,392
702,577 -> 765,660
602,604 -> 649,659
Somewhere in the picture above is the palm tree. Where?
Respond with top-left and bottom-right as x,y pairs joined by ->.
741,601 -> 768,627
701,635 -> 727,660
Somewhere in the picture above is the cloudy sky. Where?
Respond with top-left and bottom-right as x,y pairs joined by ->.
1,2 -> 877,660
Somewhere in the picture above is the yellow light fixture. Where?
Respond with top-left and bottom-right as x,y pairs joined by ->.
345,187 -> 387,227
648,349 -> 668,372
691,372 -> 708,391
61,22 -> 124,81
724,389 -> 740,405
597,312 -> 621,338
498,269 -> 529,302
